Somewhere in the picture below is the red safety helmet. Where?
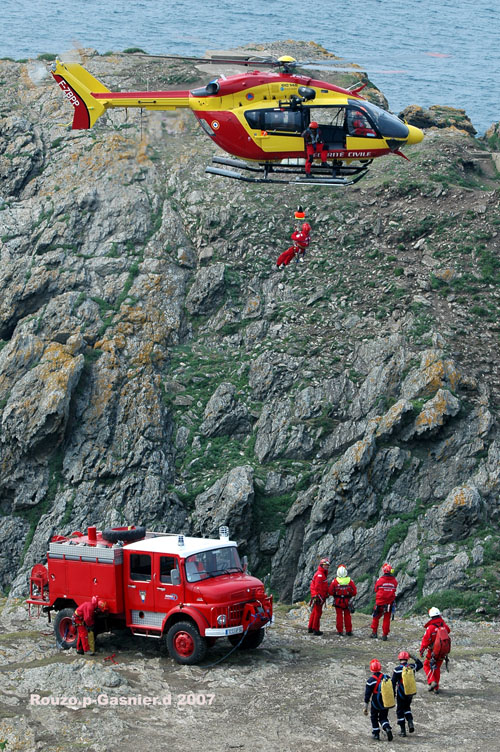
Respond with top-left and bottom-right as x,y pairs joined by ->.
382,562 -> 392,574
398,650 -> 410,662
302,222 -> 311,234
309,121 -> 319,129
370,659 -> 382,672
319,557 -> 330,568
97,599 -> 109,613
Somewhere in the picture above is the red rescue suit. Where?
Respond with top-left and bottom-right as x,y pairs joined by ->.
308,564 -> 329,632
277,228 -> 311,268
371,574 -> 398,637
301,126 -> 328,174
420,616 -> 451,690
73,599 -> 98,654
329,576 -> 357,634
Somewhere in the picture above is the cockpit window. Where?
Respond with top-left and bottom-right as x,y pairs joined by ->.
348,100 -> 409,139
347,108 -> 377,137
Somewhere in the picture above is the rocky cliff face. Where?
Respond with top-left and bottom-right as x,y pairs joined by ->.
1,45 -> 499,614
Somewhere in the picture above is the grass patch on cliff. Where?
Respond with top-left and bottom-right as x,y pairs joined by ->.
413,588 -> 496,617
253,489 -> 296,534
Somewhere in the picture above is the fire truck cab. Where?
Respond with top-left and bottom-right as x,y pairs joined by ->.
27,525 -> 273,664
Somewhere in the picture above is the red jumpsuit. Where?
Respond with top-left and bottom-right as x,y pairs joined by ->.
74,599 -> 98,653
308,564 -> 329,633
276,229 -> 311,268
420,616 -> 451,690
329,576 -> 357,634
301,127 -> 328,174
371,574 -> 398,637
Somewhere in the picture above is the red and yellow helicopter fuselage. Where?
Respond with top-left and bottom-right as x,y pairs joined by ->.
51,60 -> 423,185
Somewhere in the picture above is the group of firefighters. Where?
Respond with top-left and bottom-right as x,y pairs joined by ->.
309,556 -> 451,740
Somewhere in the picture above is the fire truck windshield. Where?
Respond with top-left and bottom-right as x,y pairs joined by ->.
185,546 -> 243,582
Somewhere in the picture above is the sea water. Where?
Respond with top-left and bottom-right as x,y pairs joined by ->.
0,0 -> 498,134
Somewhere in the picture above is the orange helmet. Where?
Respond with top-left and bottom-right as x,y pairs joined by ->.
382,563 -> 392,574
370,659 -> 382,672
97,599 -> 109,613
294,206 -> 305,220
398,650 -> 410,661
309,121 -> 319,128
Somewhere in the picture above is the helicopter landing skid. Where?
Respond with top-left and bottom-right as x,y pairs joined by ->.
206,157 -> 371,186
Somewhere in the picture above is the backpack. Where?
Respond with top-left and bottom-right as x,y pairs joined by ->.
375,674 -> 395,708
432,626 -> 451,661
402,665 -> 417,696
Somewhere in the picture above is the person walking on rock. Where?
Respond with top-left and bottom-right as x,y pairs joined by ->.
73,596 -> 109,655
329,564 -> 357,635
364,659 -> 394,742
391,650 -> 423,736
371,563 -> 398,640
419,607 -> 451,694
308,557 -> 330,636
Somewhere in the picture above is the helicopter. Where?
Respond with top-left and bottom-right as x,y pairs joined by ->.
50,53 -> 424,186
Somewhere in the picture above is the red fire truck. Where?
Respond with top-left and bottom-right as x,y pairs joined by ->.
27,525 -> 273,664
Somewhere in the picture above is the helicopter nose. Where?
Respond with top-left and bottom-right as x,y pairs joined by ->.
406,124 -> 424,145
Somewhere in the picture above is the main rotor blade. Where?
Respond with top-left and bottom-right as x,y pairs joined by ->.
131,52 -> 280,66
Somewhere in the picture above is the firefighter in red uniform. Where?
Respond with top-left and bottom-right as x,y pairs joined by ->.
308,557 -> 330,635
371,563 -> 398,640
329,564 -> 357,635
73,596 -> 109,655
276,222 -> 311,268
419,607 -> 451,693
301,121 -> 328,174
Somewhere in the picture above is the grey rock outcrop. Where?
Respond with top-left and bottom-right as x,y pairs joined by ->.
0,49 -> 499,617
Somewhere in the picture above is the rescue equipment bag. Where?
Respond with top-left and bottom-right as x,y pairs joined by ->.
402,665 -> 417,696
432,626 -> 451,661
375,674 -> 395,708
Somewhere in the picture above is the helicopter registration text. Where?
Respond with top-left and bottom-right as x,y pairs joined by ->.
56,80 -> 81,109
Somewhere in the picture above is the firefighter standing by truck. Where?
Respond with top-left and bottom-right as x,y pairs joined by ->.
73,596 -> 109,655
419,607 -> 451,693
371,563 -> 398,640
308,557 -> 330,635
329,564 -> 357,636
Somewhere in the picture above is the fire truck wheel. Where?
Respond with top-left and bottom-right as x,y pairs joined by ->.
54,608 -> 77,649
166,621 -> 207,665
228,627 -> 266,650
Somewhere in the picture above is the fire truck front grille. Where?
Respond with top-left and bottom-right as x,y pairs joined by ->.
210,602 -> 245,628
228,602 -> 245,626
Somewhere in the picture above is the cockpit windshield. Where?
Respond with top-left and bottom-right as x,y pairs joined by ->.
348,100 -> 409,139
185,546 -> 243,582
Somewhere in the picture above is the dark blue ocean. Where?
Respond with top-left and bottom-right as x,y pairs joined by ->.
1,0 -> 498,134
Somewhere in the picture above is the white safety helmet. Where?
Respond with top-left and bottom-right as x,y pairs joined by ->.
337,565 -> 348,578
428,607 -> 441,617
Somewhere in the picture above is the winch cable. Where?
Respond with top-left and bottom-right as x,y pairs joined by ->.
201,612 -> 261,671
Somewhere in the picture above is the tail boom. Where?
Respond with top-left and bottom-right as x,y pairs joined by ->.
51,60 -> 191,129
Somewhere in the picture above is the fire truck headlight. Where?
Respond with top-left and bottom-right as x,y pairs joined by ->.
217,614 -> 227,627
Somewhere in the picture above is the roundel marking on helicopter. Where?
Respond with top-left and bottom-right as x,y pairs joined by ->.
246,92 -> 254,100
211,120 -> 220,130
